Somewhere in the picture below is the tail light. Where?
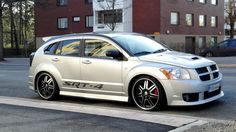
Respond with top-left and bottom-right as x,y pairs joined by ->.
30,52 -> 35,66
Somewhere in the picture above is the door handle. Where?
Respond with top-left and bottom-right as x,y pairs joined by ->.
52,58 -> 60,62
82,60 -> 92,64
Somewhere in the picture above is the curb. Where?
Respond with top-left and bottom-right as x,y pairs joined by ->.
218,64 -> 236,68
169,120 -> 208,132
0,96 -> 197,128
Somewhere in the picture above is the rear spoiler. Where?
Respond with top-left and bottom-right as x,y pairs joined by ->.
42,36 -> 54,42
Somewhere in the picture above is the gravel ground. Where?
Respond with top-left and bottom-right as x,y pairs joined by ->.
185,121 -> 236,132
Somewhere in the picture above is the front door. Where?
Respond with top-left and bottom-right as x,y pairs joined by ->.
80,38 -> 123,96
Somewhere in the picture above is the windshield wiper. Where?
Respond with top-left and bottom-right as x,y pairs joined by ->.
134,51 -> 152,56
153,49 -> 167,53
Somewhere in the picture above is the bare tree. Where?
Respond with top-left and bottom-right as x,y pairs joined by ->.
96,0 -> 131,31
225,0 -> 236,39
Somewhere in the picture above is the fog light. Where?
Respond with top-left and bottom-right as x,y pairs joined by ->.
183,93 -> 199,102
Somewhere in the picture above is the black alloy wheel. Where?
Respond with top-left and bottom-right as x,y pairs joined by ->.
132,76 -> 166,111
36,72 -> 59,100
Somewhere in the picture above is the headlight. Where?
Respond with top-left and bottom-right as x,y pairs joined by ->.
160,68 -> 191,80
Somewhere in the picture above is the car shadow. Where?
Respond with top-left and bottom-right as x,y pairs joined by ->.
55,95 -> 225,113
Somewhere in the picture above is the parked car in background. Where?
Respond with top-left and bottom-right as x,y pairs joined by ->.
200,39 -> 236,57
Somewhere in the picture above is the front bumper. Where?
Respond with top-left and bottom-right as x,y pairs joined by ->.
161,73 -> 224,106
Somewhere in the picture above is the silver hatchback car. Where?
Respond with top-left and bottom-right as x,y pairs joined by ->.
29,33 -> 224,111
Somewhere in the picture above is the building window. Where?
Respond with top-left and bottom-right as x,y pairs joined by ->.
186,13 -> 194,26
97,10 -> 123,24
57,0 -> 68,6
73,16 -> 80,22
199,0 -> 206,4
211,16 -> 217,27
86,16 -> 94,28
58,18 -> 68,29
171,12 -> 179,25
211,0 -> 217,5
85,0 -> 93,4
199,15 -> 206,27
211,37 -> 217,46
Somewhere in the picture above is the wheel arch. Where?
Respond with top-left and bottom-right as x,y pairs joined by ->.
33,63 -> 62,91
127,74 -> 167,106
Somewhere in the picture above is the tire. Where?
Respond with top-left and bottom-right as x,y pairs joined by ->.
36,72 -> 59,100
131,75 -> 166,111
205,52 -> 213,57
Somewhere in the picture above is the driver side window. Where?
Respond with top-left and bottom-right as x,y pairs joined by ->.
84,39 -> 118,59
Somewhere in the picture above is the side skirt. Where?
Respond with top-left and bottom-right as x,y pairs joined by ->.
60,91 -> 129,102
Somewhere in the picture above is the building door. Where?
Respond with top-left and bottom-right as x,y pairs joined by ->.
185,37 -> 196,54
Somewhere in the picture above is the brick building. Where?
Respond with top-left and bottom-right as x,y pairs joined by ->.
35,0 -> 224,54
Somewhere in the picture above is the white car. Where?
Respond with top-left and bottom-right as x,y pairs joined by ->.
29,32 -> 224,111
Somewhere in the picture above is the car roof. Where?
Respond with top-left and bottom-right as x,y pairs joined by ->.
44,32 -> 142,43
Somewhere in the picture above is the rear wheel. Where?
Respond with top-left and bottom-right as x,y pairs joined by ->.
36,72 -> 59,100
205,52 -> 213,57
131,76 -> 166,111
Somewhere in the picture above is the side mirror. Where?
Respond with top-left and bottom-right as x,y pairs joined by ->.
106,49 -> 123,60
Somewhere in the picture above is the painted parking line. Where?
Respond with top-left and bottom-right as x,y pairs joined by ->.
0,96 -> 197,128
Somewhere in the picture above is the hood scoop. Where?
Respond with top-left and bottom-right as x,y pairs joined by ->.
192,57 -> 200,60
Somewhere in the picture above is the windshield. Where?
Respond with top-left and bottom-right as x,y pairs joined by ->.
113,35 -> 168,56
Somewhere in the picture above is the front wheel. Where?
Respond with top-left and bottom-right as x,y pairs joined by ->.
131,76 -> 166,111
36,72 -> 59,100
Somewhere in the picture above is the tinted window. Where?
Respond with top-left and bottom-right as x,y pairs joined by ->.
228,40 -> 236,48
45,43 -> 59,55
84,39 -> 117,59
61,40 -> 81,56
219,41 -> 228,48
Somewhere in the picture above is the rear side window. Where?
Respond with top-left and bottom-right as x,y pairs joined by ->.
45,39 -> 81,56
61,39 -> 81,56
219,41 -> 228,48
45,43 -> 59,55
228,40 -> 236,48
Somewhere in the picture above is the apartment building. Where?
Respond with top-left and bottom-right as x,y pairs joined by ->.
35,0 -> 224,54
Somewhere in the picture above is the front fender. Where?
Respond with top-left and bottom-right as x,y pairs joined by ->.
123,64 -> 168,95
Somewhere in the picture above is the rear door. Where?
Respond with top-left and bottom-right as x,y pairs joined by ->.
80,36 -> 125,96
46,39 -> 81,89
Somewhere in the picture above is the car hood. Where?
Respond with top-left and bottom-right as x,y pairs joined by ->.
138,51 -> 215,68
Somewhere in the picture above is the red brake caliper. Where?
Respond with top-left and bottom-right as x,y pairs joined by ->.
154,88 -> 158,96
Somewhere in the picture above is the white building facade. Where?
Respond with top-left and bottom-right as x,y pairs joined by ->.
93,0 -> 133,32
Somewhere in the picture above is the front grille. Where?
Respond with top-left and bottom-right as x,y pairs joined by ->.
196,67 -> 208,74
195,64 -> 219,81
200,75 -> 211,81
213,72 -> 219,78
210,65 -> 217,71
204,87 -> 221,99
